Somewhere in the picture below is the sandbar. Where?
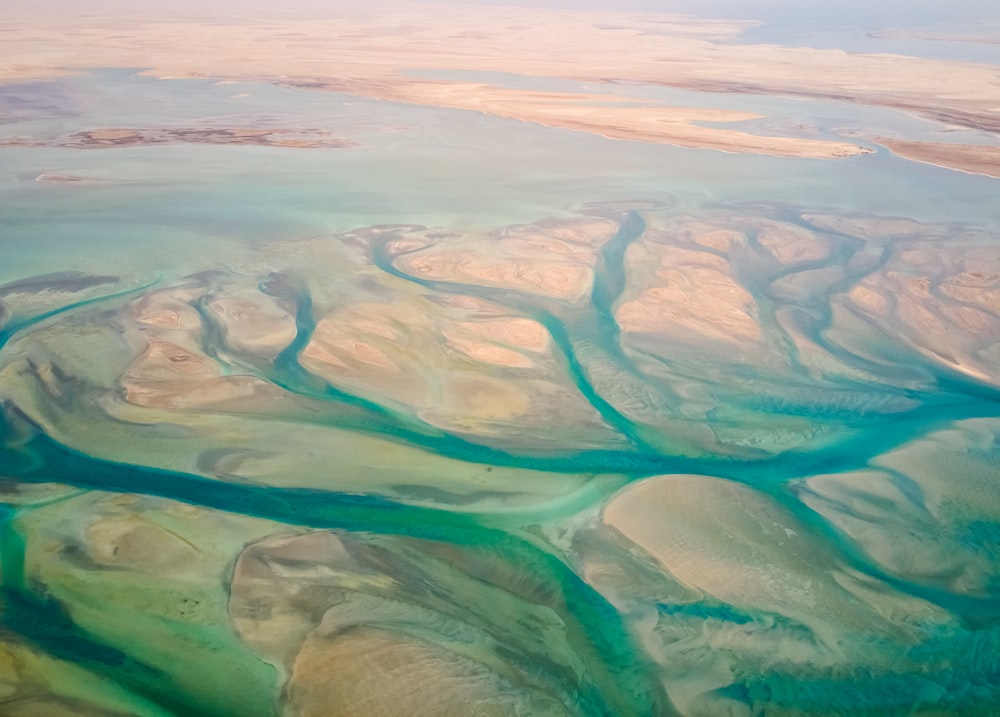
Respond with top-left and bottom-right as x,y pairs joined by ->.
2,126 -> 357,149
11,3 -> 993,157
874,137 -> 1000,178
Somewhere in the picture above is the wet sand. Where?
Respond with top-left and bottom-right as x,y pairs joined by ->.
2,127 -> 357,149
2,5 -> 1000,715
1,198 -> 999,716
875,137 -> 1000,178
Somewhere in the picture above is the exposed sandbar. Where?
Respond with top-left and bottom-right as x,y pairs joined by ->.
14,3 -> 992,157
1,127 -> 357,149
875,137 -> 1000,178
616,244 -> 761,342
296,78 -> 870,158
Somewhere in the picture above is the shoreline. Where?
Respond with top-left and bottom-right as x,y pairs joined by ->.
873,136 -> 1000,178
2,3 -> 997,163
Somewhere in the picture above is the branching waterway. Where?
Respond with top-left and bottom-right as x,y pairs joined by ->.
1,55 -> 999,716
0,191 -> 998,715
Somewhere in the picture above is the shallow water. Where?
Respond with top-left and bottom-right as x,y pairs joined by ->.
0,68 -> 999,716
734,21 -> 1000,65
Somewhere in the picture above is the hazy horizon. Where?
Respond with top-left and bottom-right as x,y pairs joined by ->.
6,0 -> 1000,27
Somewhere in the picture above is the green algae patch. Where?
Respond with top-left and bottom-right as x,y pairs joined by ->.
8,492 -> 297,717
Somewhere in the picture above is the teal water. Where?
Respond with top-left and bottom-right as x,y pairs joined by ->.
0,69 -> 999,715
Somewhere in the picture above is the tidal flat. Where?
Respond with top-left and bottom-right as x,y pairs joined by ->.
2,196 -> 999,715
2,2 -> 1000,715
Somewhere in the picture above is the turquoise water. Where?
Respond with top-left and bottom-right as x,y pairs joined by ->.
1,69 -> 999,715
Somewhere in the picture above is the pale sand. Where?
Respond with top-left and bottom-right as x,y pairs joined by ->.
396,251 -> 594,302
386,218 -> 611,304
207,292 -> 297,359
34,173 -> 93,183
85,514 -> 199,571
297,295 -> 610,438
799,212 -> 979,243
842,243 -> 1000,384
431,373 -> 533,425
602,474 -> 829,612
8,3 -> 997,158
443,334 -> 535,368
303,321 -> 399,371
123,285 -> 285,408
847,284 -> 890,317
455,318 -> 550,353
299,304 -> 414,397
692,228 -> 747,252
756,223 -> 831,264
616,244 -> 760,342
874,137 -> 1000,179
126,338 -> 219,382
301,302 -> 543,421
502,217 -> 620,249
805,436 -> 1000,596
1,127 -> 356,150
123,374 -> 273,409
308,78 -> 868,157
121,333 -> 274,408
132,286 -> 206,330
433,294 -> 509,314
288,627 -> 534,717
941,276 -> 1000,314
300,302 -> 449,412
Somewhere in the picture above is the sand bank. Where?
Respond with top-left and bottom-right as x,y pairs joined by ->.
875,137 -> 1000,178
8,3 -> 995,158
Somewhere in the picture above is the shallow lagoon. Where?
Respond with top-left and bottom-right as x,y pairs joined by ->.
1,67 -> 999,716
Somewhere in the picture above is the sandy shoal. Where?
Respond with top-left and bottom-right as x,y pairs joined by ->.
874,137 -> 1000,179
6,3 -> 998,158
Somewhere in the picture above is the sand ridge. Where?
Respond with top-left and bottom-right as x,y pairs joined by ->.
873,137 -> 1000,178
6,2 -> 998,160
0,126 -> 357,149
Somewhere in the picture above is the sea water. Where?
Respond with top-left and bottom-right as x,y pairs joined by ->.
0,66 -> 998,716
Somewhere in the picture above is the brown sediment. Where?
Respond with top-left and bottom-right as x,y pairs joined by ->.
34,173 -> 92,182
432,295 -> 508,314
123,370 -> 274,410
121,335 -> 272,408
299,303 -> 434,409
507,217 -> 621,248
601,473 -> 841,615
287,627 -> 529,717
384,217 -> 614,303
842,240 -> 1000,385
616,244 -> 761,342
288,77 -> 870,158
122,284 -> 287,409
207,292 -> 296,360
132,286 -> 205,330
756,224 -> 831,264
126,338 -> 218,381
304,321 -> 399,371
1,127 -> 358,149
874,137 -> 1000,178
396,251 -> 595,302
692,229 -> 746,252
455,318 -> 550,353
847,285 -> 890,317
442,334 -> 534,368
